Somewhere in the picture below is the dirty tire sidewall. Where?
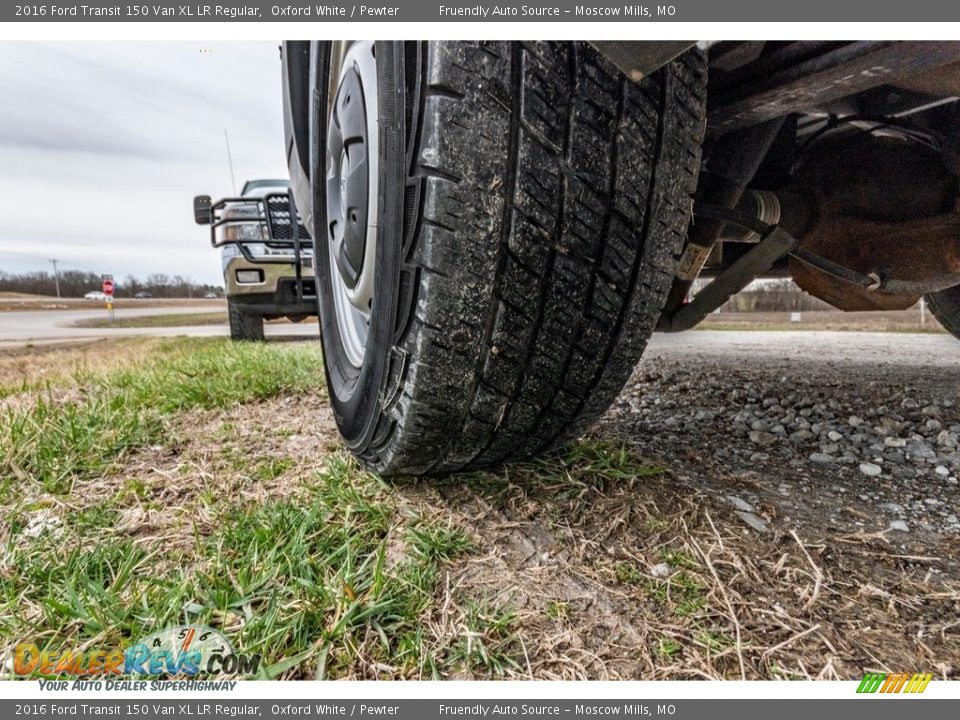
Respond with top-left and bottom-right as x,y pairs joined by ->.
926,286 -> 960,340
227,298 -> 264,341
313,41 -> 404,452
313,41 -> 707,475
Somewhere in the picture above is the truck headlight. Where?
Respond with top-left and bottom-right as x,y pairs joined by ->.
219,204 -> 268,243
220,222 -> 268,243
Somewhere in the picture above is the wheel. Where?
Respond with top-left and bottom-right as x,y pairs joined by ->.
927,286 -> 960,340
311,41 -> 706,475
227,298 -> 264,341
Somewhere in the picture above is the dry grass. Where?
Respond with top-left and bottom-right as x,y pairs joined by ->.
404,441 -> 960,680
71,314 -> 320,330
0,338 -> 181,399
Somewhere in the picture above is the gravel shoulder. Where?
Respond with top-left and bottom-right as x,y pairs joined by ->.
610,331 -> 960,545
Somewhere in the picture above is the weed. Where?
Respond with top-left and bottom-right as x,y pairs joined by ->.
657,636 -> 682,659
615,563 -> 643,585
546,600 -> 569,620
449,600 -> 523,676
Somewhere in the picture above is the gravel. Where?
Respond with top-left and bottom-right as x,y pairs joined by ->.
598,331 -> 960,548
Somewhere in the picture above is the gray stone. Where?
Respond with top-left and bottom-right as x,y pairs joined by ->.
736,511 -> 770,534
749,431 -> 778,446
726,495 -> 755,512
859,462 -> 883,477
936,430 -> 958,449
650,562 -> 673,578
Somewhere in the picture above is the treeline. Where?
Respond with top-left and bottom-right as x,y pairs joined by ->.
0,270 -> 222,298
689,278 -> 835,312
720,279 -> 833,312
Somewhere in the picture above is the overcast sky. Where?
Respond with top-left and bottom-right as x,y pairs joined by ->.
0,42 -> 287,286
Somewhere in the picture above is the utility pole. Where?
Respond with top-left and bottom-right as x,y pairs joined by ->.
50,259 -> 61,298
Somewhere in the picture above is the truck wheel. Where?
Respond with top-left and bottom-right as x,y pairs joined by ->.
312,41 -> 706,474
227,298 -> 264,341
926,286 -> 960,340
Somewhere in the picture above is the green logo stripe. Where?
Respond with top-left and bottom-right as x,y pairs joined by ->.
857,673 -> 885,693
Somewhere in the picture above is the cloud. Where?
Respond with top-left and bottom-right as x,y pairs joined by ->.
0,41 -> 288,284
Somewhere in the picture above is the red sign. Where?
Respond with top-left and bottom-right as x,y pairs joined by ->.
102,278 -> 114,296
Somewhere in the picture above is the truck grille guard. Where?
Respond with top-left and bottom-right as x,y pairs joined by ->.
208,190 -> 312,305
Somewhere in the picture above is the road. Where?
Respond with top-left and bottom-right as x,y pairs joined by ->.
4,300 -> 957,358
649,328 -> 957,366
0,304 -> 319,347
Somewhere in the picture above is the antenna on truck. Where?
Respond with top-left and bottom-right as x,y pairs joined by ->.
224,129 -> 237,195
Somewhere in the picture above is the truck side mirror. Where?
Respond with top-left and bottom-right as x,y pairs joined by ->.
194,195 -> 212,225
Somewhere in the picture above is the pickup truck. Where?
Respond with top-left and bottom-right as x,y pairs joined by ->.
193,179 -> 315,341
279,40 -> 960,474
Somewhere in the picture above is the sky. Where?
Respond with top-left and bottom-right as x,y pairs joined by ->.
0,42 -> 288,286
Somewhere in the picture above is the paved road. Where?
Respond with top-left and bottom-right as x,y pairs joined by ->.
648,329 -> 957,366
0,305 -> 319,347
3,302 -> 956,358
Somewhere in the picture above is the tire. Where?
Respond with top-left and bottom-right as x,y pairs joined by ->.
312,41 -> 706,475
927,286 -> 960,340
227,298 -> 264,341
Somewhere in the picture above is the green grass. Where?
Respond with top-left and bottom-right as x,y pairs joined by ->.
546,600 -> 569,620
448,600 -> 523,676
615,563 -> 644,585
3,339 -> 675,679
1,454 -> 481,679
657,636 -> 682,659
0,339 -> 324,493
648,571 -> 708,618
0,339 -> 512,679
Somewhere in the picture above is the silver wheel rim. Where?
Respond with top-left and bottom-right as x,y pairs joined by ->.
327,41 -> 378,369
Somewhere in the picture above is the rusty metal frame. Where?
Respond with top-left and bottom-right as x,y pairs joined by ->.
708,41 -> 960,133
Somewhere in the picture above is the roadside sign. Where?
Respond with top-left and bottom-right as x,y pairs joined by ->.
101,274 -> 116,324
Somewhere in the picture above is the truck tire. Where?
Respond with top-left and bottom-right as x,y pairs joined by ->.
227,298 -> 264,341
927,286 -> 960,340
313,41 -> 706,474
